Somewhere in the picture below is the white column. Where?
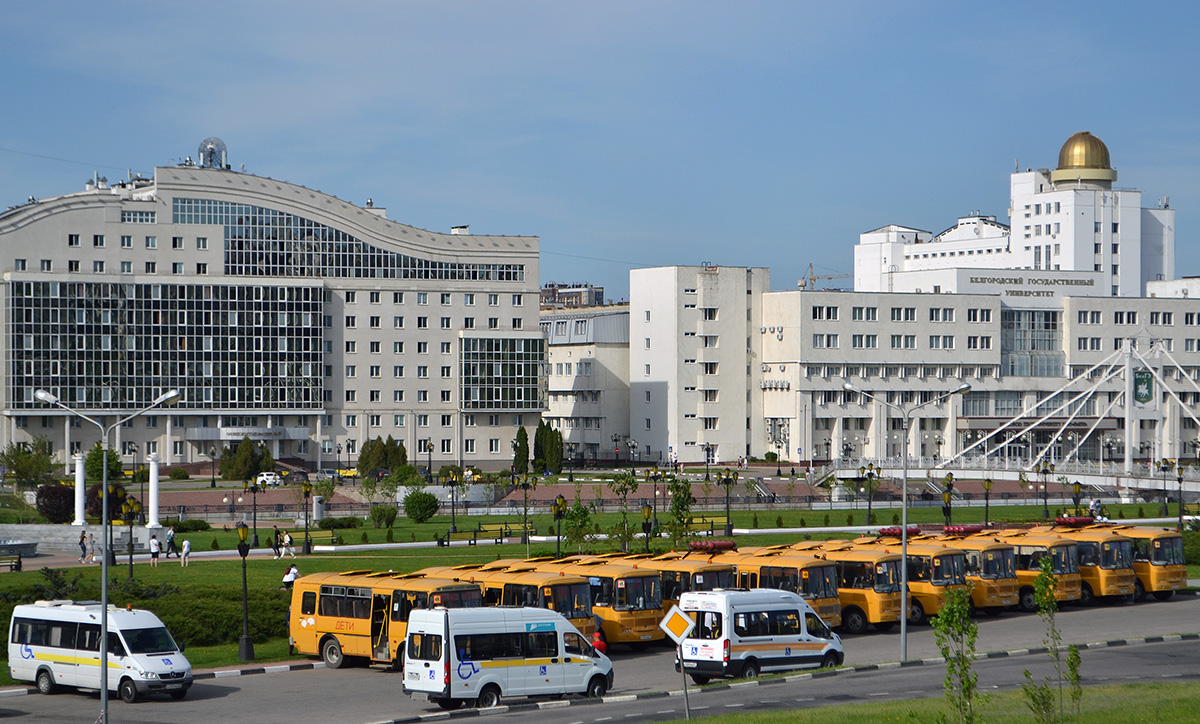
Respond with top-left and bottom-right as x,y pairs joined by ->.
147,453 -> 162,528
64,425 -> 73,475
72,453 -> 86,525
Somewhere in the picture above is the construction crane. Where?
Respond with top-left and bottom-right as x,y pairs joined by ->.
798,263 -> 853,290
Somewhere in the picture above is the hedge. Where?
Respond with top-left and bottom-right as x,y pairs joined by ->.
317,516 -> 363,530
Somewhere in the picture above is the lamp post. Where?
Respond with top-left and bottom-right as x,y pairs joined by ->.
858,463 -> 879,527
423,440 -> 434,485
120,495 -> 141,580
983,478 -> 993,527
1036,461 -> 1054,519
942,473 -> 954,527
1179,462 -> 1187,532
646,467 -> 661,529
235,521 -> 255,661
1072,480 -> 1083,517
628,439 -> 639,476
301,480 -> 313,555
243,479 -> 261,547
519,475 -> 535,558
702,443 -> 714,481
335,443 -> 343,485
842,381 -> 970,662
1155,457 -> 1173,516
552,493 -> 566,557
641,502 -> 653,553
209,445 -> 217,488
128,442 -> 144,524
611,433 -> 622,468
449,469 -> 460,534
34,387 -> 181,724
567,443 -> 575,483
718,469 -> 737,536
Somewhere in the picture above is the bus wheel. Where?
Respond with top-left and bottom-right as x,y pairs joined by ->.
35,669 -> 56,695
690,674 -> 710,685
476,685 -> 502,708
740,660 -> 759,679
586,675 -> 608,698
907,600 -> 926,626
1133,579 -> 1146,602
119,678 -> 139,703
841,607 -> 868,635
821,652 -> 839,669
321,637 -> 345,669
1079,584 -> 1095,606
1018,587 -> 1037,613
1153,591 -> 1174,602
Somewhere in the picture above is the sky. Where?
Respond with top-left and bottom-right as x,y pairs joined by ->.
3,1 -> 1200,301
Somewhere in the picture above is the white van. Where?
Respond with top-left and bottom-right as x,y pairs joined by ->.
676,589 -> 843,684
403,606 -> 613,710
8,600 -> 193,702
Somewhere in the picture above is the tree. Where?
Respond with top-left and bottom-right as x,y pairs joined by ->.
357,437 -> 386,474
932,585 -> 985,724
664,475 -> 698,548
533,420 -> 547,467
383,436 -> 407,469
36,483 -> 75,523
606,472 -> 640,552
0,437 -> 60,490
1021,556 -> 1082,724
83,445 -> 123,484
358,473 -> 379,505
547,429 -> 564,474
85,481 -> 127,521
221,437 -> 259,482
403,489 -> 440,524
563,488 -> 594,554
513,427 -> 530,474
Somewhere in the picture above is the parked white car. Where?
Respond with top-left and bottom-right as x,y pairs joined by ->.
255,471 -> 282,487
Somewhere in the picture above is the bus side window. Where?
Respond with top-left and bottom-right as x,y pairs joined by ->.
78,624 -> 101,652
107,632 -> 126,658
301,591 -> 317,616
564,632 -> 586,656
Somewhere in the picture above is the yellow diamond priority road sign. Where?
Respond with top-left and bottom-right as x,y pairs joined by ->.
659,605 -> 695,645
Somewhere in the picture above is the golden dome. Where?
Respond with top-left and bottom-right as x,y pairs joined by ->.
1050,131 -> 1116,185
1057,131 -> 1111,170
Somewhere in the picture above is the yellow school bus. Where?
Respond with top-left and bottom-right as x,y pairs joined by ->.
470,564 -> 597,637
289,570 -> 482,669
1034,524 -> 1135,603
609,552 -> 737,608
926,533 -> 1018,613
1101,525 -> 1187,601
991,530 -> 1082,611
789,540 -> 901,635
740,548 -> 842,627
535,558 -> 665,648
853,537 -> 969,624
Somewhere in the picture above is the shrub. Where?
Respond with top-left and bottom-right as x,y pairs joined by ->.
846,513 -> 854,526
210,538 -> 220,550
168,468 -> 190,480
1137,506 -> 1145,518
823,513 -> 830,527
35,484 -> 74,524
1118,509 -> 1126,519
404,490 -> 439,524
317,516 -> 363,530
752,513 -> 759,528
369,504 -> 398,529
893,513 -> 900,525
799,517 -> 807,527
161,518 -> 211,533
1182,531 -> 1200,565
360,531 -> 369,544
775,515 -> 784,527
386,527 -> 394,543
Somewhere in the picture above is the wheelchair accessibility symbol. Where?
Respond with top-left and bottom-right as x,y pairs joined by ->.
539,665 -> 547,676
20,644 -> 33,660
457,660 -> 480,680
785,646 -> 792,656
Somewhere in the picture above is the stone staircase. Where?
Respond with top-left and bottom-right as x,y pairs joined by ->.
0,523 -> 145,554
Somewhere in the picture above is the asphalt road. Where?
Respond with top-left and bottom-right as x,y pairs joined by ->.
3,594 -> 1197,724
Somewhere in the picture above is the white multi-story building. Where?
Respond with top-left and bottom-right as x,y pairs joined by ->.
540,305 -> 630,465
0,138 -> 545,472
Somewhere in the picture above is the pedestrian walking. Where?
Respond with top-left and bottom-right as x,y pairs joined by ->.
283,530 -> 296,558
180,539 -> 191,567
78,531 -> 87,564
85,533 -> 96,564
272,525 -> 282,559
165,525 -> 179,558
148,535 -> 160,568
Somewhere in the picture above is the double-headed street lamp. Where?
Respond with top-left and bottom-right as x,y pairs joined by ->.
628,438 -> 639,476
34,387 -> 181,724
209,445 -> 217,488
1035,460 -> 1055,519
842,381 -> 970,663
422,440 -> 434,485
859,463 -> 880,528
1156,458 -> 1173,516
552,493 -> 567,557
645,467 -> 662,529
120,495 -> 141,580
449,469 -> 461,534
942,473 -> 955,526
983,478 -> 993,527
336,443 -> 344,483
301,480 -> 313,555
718,469 -> 737,536
701,443 -> 714,481
235,521 -> 255,661
244,479 -> 261,547
1178,464 -> 1187,532
641,502 -> 653,553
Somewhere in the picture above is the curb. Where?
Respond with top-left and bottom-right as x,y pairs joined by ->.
3,631 -> 1197,706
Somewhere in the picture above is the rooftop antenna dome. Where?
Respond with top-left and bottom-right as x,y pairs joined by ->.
198,137 -> 228,169
1050,131 -> 1116,185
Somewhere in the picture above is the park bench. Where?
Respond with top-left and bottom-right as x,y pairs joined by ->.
505,521 -> 537,541
477,523 -> 511,543
0,554 -> 23,572
436,526 -> 488,547
686,516 -> 728,536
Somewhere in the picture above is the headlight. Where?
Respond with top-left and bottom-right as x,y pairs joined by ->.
141,671 -> 159,680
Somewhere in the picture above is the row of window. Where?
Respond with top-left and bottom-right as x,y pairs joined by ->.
814,306 -> 994,323
15,259 -> 210,275
803,364 -> 996,380
544,319 -> 591,336
344,290 -> 521,307
906,247 -> 1003,260
344,315 -> 520,330
68,233 -> 203,250
815,334 -> 994,351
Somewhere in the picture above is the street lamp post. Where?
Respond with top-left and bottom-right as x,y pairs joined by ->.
301,480 -> 313,555
859,463 -> 879,528
423,441 -> 434,485
983,478 -> 993,527
244,480 -> 261,547
519,475 -> 535,558
646,467 -> 661,529
235,521 -> 255,661
449,470 -> 460,534
209,445 -> 217,488
628,439 -> 639,476
702,443 -> 714,481
1036,461 -> 1054,519
336,443 -> 343,484
34,387 -> 181,724
641,503 -> 653,553
1072,480 -> 1083,516
1179,464 -> 1187,532
121,495 -> 141,580
1157,458 -> 1173,516
128,442 -> 144,524
942,474 -> 954,527
552,493 -> 566,557
842,381 -> 970,663
718,469 -> 737,536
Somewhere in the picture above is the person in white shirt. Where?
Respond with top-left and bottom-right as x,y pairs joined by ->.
180,539 -> 191,567
148,535 -> 161,568
281,564 -> 300,589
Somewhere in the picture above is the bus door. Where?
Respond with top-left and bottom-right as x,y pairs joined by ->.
521,624 -> 563,694
371,593 -> 390,661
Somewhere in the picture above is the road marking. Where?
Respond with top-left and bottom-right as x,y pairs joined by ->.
795,697 -> 815,702
595,717 -> 613,722
724,703 -> 744,708
656,711 -> 676,715
869,692 -> 890,697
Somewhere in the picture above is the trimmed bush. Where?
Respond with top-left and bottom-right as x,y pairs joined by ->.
161,518 -> 211,533
35,484 -> 74,524
317,516 -> 363,530
775,515 -> 784,527
168,468 -> 190,480
369,504 -> 398,529
403,490 -> 439,524
360,531 -> 369,544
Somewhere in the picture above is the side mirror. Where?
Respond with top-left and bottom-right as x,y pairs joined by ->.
178,641 -> 186,652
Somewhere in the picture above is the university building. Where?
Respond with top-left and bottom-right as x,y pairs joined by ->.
1,138 -> 545,472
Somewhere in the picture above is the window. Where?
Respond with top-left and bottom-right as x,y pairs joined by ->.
512,294 -> 523,306
68,234 -> 80,247
119,261 -> 131,273
393,365 -> 404,377
417,342 -> 428,354
145,236 -> 157,249
196,263 -> 207,275
369,365 -> 381,378
417,316 -> 428,329
171,262 -> 183,274
441,365 -> 452,378
345,365 -> 357,378
345,341 -> 356,353
171,236 -> 183,249
93,234 -> 105,248
393,292 -> 404,303
512,318 -> 523,329
369,316 -> 380,329
417,366 -> 428,378
417,390 -> 428,403
393,316 -> 404,329
488,318 -> 499,329
441,342 -> 452,354
93,260 -> 105,273
369,291 -> 380,304
441,293 -> 452,305
464,293 -> 474,305
891,307 -> 916,322
196,237 -> 208,250
144,261 -> 156,273
441,317 -> 451,329
417,292 -> 428,305
14,259 -> 25,271
464,317 -> 474,329
393,341 -> 404,354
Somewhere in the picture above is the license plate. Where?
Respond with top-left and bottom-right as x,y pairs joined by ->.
683,661 -> 697,668
165,684 -> 182,690
641,635 -> 652,640
407,672 -> 419,680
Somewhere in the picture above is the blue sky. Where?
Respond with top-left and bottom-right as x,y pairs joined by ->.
3,2 -> 1199,300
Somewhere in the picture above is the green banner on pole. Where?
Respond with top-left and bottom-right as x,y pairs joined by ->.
1134,369 -> 1154,407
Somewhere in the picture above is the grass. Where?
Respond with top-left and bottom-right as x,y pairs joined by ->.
682,681 -> 1200,723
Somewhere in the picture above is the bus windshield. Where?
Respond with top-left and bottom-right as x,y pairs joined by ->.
547,582 -> 592,619
615,575 -> 663,611
759,566 -> 799,592
1100,540 -> 1132,570
978,549 -> 1016,580
1050,544 -> 1079,574
123,627 -> 178,655
873,560 -> 901,593
694,569 -> 736,592
1151,537 -> 1185,565
801,565 -> 839,600
932,554 -> 967,586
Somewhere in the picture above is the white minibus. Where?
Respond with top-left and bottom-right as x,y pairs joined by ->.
403,606 -> 613,709
676,588 -> 843,684
8,600 -> 193,702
